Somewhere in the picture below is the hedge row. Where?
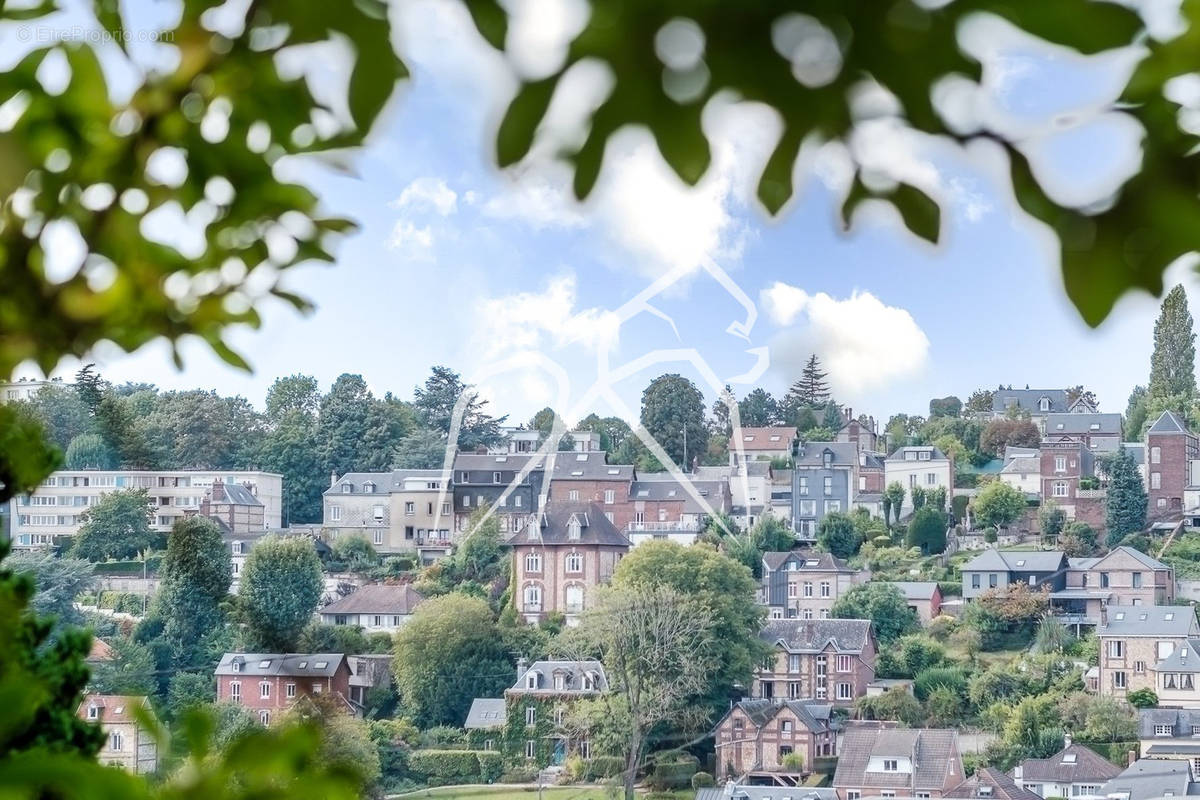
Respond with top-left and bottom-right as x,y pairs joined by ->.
408,750 -> 503,786
93,558 -> 161,576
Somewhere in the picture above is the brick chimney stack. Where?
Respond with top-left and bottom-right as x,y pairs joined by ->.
211,477 -> 226,503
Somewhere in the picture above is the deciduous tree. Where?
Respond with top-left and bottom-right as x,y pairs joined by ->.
640,374 -> 708,468
973,482 -> 1028,531
817,512 -> 861,559
1149,285 -> 1197,401
70,488 -> 155,562
239,536 -> 325,652
831,583 -> 918,644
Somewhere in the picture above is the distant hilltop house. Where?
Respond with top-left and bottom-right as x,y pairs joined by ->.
0,377 -> 64,404
213,653 -> 356,724
77,694 -> 158,774
884,446 -> 953,517
988,387 -> 1097,431
465,658 -> 608,766
759,550 -> 865,621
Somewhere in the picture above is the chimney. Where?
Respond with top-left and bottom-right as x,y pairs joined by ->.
1063,733 -> 1072,748
211,477 -> 226,503
1099,603 -> 1107,627
1127,750 -> 1136,768
516,657 -> 528,682
330,470 -> 338,488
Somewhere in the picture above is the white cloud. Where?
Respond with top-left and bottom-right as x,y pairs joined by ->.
473,274 -> 620,357
387,220 -> 435,260
482,164 -> 585,229
762,282 -> 930,397
393,177 -> 458,216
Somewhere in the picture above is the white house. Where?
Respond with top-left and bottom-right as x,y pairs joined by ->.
883,446 -> 954,516
318,584 -> 425,633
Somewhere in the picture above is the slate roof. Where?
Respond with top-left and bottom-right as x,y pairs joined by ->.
216,481 -> 262,506
1044,413 -> 1122,436
734,427 -> 797,451
77,694 -> 153,724
319,584 -> 424,616
861,452 -> 886,470
1097,545 -> 1170,571
794,442 -> 858,468
549,451 -> 635,481
1140,707 -> 1200,738
452,453 -> 545,479
1100,605 -> 1199,637
832,727 -> 959,791
1015,744 -> 1122,783
761,619 -> 872,653
512,660 -> 608,693
886,445 -> 950,462
1149,410 -> 1192,435
697,788 -> 837,800
947,767 -> 1041,800
1004,446 -> 1040,462
506,503 -> 631,547
214,653 -> 346,677
720,698 -> 833,734
762,550 -> 856,574
629,478 -> 728,513
992,389 -> 1069,415
1152,639 -> 1200,673
1001,457 -> 1040,475
961,548 -> 1067,574
889,581 -> 940,601
1099,757 -> 1192,800
324,471 -> 394,496
463,698 -> 506,729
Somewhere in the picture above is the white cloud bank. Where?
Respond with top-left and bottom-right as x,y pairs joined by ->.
473,274 -> 620,358
393,177 -> 458,216
762,281 -> 930,397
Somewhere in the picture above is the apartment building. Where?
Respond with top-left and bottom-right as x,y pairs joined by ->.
623,475 -> 731,546
452,453 -> 546,535
9,469 -> 282,547
322,470 -> 454,559
1043,412 -> 1124,453
1097,605 -> 1200,700
753,619 -> 876,706
545,452 -> 634,510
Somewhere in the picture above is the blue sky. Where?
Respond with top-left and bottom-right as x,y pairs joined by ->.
14,0 -> 1197,427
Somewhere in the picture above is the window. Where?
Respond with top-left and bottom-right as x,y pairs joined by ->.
1156,724 -> 1174,736
781,720 -> 793,733
1055,456 -> 1066,472
110,732 -> 123,751
825,500 -> 842,513
230,682 -> 242,702
87,704 -> 99,720
804,582 -> 813,597
342,483 -> 351,493
1113,671 -> 1127,689
525,552 -> 542,572
837,655 -> 852,672
837,682 -> 852,700
604,489 -> 615,504
568,489 -> 579,501
1053,481 -> 1068,497
788,583 -> 798,598
260,682 -> 271,699
1152,446 -> 1162,464
525,740 -> 536,759
1108,641 -> 1124,658
1135,661 -> 1146,673
972,574 -> 980,589
989,573 -> 998,588
883,759 -> 899,772
554,707 -> 565,727
523,584 -> 542,611
286,683 -> 296,698
330,505 -> 342,521
373,529 -> 383,545
565,552 -> 583,572
259,710 -> 271,726
823,476 -> 833,496
788,654 -> 801,673
820,581 -> 831,598
799,500 -> 816,516
909,474 -> 917,488
565,584 -> 584,613
404,501 -> 415,514
1152,472 -> 1162,489
1100,572 -> 1110,588
1133,572 -> 1143,588
312,683 -> 322,694
525,706 -> 536,726
847,793 -> 861,800
492,471 -> 503,484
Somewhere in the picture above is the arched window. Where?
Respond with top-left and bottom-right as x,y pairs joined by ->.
565,551 -> 583,573
523,584 -> 543,612
565,583 -> 584,613
524,552 -> 542,573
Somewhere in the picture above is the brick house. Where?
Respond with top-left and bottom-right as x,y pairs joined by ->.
78,694 -> 158,774
854,451 -> 886,518
452,453 -> 546,535
713,698 -> 837,782
1097,606 -> 1200,699
1039,440 -> 1101,523
545,452 -> 634,513
837,408 -> 881,455
1043,412 -> 1123,453
832,727 -> 963,800
760,550 -> 865,620
753,619 -> 876,706
199,478 -> 265,535
623,476 -> 731,544
886,582 -> 943,624
213,653 -> 354,724
506,502 -> 631,624
1146,410 -> 1198,519
732,426 -> 798,466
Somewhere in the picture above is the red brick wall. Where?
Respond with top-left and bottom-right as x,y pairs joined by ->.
1147,430 -> 1195,519
215,662 -> 352,715
546,479 -> 630,506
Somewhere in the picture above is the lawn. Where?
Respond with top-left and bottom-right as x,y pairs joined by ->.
389,787 -> 692,800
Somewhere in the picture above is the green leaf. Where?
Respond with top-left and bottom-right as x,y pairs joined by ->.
348,31 -> 402,133
92,0 -> 126,53
495,77 -> 557,167
463,0 -> 507,50
891,182 -> 940,244
757,126 -> 803,215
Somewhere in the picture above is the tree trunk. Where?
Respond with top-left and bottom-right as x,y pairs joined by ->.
624,727 -> 643,800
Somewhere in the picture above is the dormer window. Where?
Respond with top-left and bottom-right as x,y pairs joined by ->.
554,673 -> 566,690
575,453 -> 588,461
823,451 -> 832,468
582,672 -> 596,690
918,450 -> 930,460
883,760 -> 898,772
363,482 -> 375,494
526,671 -> 540,689
342,484 -> 351,493
567,517 -> 582,540
231,659 -> 243,672
87,704 -> 99,720
1039,397 -> 1050,412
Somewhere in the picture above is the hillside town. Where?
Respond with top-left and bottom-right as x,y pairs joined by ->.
7,286 -> 1200,800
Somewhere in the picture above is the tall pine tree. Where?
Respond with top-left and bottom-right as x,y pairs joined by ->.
1149,285 -> 1197,400
785,354 -> 831,413
1105,447 -> 1148,546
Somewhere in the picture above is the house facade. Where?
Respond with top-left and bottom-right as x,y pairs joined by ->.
322,470 -> 453,559
886,582 -> 943,624
1043,413 -> 1123,453
832,727 -> 963,800
792,443 -> 857,541
1146,410 -> 1198,519
713,698 -> 837,782
1148,639 -> 1200,708
198,478 -> 265,534
317,584 -> 425,633
506,503 -> 631,624
1097,605 -> 1200,700
623,476 -> 730,545
731,427 -> 797,465
78,694 -> 159,774
9,469 -> 283,548
1039,441 -> 1100,524
960,549 -> 1067,600
1051,547 -> 1174,626
884,447 -> 953,517
453,453 -> 546,535
545,452 -> 634,511
754,619 -> 876,705
760,550 -> 864,620
213,653 -> 354,724
1139,708 -> 1200,771
502,659 -> 607,765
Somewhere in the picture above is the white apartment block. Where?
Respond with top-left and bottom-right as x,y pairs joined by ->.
9,470 -> 283,547
0,378 -> 62,403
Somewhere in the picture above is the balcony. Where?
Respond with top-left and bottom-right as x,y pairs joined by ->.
624,520 -> 702,533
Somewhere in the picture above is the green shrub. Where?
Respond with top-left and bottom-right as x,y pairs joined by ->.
408,749 -> 484,786
913,666 -> 968,701
648,755 -> 699,790
692,772 -> 715,789
499,767 -> 538,783
585,755 -> 625,781
477,751 -> 504,783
